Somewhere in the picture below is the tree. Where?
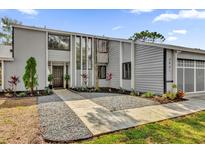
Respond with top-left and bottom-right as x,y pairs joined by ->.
0,16 -> 22,45
129,30 -> 165,43
23,57 -> 38,95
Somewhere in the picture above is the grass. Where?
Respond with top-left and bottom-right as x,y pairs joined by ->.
0,97 -> 45,144
80,111 -> 205,144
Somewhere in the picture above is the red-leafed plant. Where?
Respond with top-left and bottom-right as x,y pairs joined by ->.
8,75 -> 20,96
106,72 -> 112,92
177,89 -> 185,99
81,73 -> 88,87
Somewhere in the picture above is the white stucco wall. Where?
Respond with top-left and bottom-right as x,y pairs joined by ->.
4,28 -> 47,91
0,45 -> 12,59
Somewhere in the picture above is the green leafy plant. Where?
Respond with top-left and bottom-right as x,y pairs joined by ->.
142,92 -> 154,98
164,92 -> 176,100
48,74 -> 54,89
18,92 -> 27,97
23,57 -> 38,95
64,74 -> 70,88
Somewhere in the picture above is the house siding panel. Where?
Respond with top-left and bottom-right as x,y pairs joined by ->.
4,28 -> 46,91
106,41 -> 120,89
135,44 -> 164,94
48,50 -> 69,62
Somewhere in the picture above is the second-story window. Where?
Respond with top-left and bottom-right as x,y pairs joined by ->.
48,34 -> 70,50
98,39 -> 108,53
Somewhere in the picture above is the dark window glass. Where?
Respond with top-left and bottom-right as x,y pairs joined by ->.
98,66 -> 106,79
48,34 -> 70,50
76,36 -> 81,70
122,62 -> 131,79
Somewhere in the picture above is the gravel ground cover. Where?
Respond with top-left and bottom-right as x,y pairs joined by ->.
37,94 -> 92,142
79,92 -> 159,111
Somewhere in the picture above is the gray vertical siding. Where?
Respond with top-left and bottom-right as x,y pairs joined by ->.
4,28 -> 46,91
122,42 -> 131,90
71,35 -> 76,87
106,40 -> 120,89
135,44 -> 164,94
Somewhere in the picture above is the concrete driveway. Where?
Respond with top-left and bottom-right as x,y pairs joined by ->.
53,90 -> 205,139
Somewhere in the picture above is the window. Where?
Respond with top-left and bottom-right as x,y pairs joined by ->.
98,66 -> 106,79
98,39 -> 107,53
48,34 -> 70,50
122,62 -> 131,79
88,38 -> 92,70
76,36 -> 81,70
82,37 -> 87,70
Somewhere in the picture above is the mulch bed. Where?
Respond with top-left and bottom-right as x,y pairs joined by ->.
152,96 -> 188,104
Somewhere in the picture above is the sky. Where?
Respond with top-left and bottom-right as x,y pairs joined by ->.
1,9 -> 205,49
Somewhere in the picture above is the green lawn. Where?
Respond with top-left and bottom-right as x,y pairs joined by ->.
79,111 -> 205,144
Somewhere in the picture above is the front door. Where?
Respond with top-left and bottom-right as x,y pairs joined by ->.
53,66 -> 64,88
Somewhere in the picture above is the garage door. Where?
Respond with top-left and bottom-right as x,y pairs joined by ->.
177,59 -> 205,93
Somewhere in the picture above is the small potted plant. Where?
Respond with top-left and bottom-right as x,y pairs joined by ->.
64,74 -> 70,89
48,74 -> 53,89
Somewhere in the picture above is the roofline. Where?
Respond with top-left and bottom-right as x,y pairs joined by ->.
12,24 -> 132,43
135,41 -> 205,55
12,24 -> 205,54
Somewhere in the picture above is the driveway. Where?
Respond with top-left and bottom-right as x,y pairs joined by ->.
38,90 -> 205,142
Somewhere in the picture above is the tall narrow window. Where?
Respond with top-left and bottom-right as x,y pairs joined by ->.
88,38 -> 92,70
82,37 -> 87,70
98,66 -> 106,79
76,36 -> 81,70
98,39 -> 107,53
122,62 -> 131,79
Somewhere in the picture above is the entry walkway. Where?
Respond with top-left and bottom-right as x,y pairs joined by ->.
54,89 -> 205,136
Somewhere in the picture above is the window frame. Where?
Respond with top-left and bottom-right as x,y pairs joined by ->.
48,33 -> 70,51
98,65 -> 106,79
97,39 -> 108,53
122,62 -> 131,80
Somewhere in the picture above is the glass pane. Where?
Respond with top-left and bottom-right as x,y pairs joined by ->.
184,60 -> 194,67
177,59 -> 183,67
185,68 -> 194,92
82,37 -> 87,70
76,37 -> 81,70
196,61 -> 205,68
88,38 -> 92,70
48,34 -> 70,50
196,69 -> 204,91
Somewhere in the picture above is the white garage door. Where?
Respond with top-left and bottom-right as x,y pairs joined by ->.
177,59 -> 205,93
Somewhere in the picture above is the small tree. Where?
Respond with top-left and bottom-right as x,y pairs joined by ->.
64,74 -> 70,89
48,74 -> 53,89
23,57 -> 38,95
8,75 -> 20,96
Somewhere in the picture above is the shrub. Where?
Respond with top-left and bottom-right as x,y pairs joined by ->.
164,92 -> 176,100
45,87 -> 52,95
8,75 -> 20,96
177,90 -> 185,99
18,92 -> 27,97
23,57 -> 38,95
142,92 -> 154,98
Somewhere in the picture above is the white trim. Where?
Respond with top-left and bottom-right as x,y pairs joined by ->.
64,62 -> 66,88
1,60 -> 4,90
194,60 -> 196,92
45,31 -> 48,86
92,37 -> 95,87
86,37 -> 89,87
81,36 -> 83,86
50,61 -> 53,74
119,41 -> 123,88
131,41 -> 135,89
70,35 -> 73,87
74,35 -> 77,87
